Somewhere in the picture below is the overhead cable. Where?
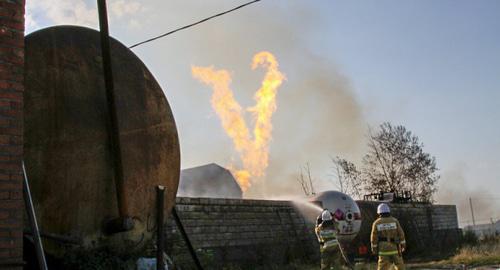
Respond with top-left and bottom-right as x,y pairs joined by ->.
129,0 -> 261,49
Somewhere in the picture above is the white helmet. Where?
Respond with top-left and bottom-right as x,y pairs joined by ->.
321,209 -> 333,221
377,203 -> 390,214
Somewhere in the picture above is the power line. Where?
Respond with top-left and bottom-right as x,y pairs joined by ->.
129,0 -> 261,49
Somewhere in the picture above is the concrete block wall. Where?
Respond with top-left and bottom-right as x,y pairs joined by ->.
354,201 -> 461,257
0,0 -> 24,269
167,198 -> 461,268
166,197 -> 319,269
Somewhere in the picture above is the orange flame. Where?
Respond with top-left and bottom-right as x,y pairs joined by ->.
192,51 -> 285,192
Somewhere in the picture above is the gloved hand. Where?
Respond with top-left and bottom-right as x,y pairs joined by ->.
401,244 -> 406,252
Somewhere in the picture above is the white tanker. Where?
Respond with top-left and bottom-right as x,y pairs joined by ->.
311,190 -> 362,242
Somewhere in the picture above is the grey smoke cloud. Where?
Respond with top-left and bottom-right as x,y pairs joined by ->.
160,2 -> 367,198
436,163 -> 500,227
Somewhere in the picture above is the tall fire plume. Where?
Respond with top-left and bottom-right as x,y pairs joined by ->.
192,51 -> 285,192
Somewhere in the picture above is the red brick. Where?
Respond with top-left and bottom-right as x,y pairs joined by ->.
9,135 -> 21,145
0,9 -> 24,23
0,49 -> 23,65
0,8 -> 15,18
0,33 -> 23,48
0,134 -> 10,144
0,127 -> 21,135
0,100 -> 10,107
0,210 -> 8,219
0,218 -> 21,229
0,161 -> 21,171
8,191 -> 21,200
8,174 -> 21,181
0,2 -> 23,10
0,239 -> 21,248
0,19 -> 23,32
0,145 -> 21,155
0,80 -> 22,90
0,0 -> 24,263
0,81 -> 22,91
0,173 -> 9,180
9,230 -> 21,238
0,199 -> 22,210
9,101 -> 20,110
0,85 -> 23,95
0,72 -> 16,82
0,119 -> 9,128
0,108 -> 21,118
7,117 -> 21,128
0,249 -> 9,258
9,247 -> 22,257
0,68 -> 23,82
0,181 -> 21,190
0,26 -> 23,38
7,208 -> 20,219
11,47 -> 23,59
10,248 -> 23,258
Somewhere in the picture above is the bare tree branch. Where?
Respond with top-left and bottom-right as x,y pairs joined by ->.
296,163 -> 316,196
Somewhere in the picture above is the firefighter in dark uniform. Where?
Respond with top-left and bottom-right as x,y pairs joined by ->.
370,203 -> 406,270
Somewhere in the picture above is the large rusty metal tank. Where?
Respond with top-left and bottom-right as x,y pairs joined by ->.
24,26 -> 180,255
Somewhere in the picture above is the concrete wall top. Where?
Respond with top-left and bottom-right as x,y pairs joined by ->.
176,196 -> 293,207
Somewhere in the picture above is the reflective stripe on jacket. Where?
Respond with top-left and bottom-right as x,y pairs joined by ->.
315,222 -> 339,250
370,216 -> 406,256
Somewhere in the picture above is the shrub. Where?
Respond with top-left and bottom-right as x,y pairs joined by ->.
461,230 -> 478,246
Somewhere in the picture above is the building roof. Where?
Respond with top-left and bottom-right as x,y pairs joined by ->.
178,163 -> 243,199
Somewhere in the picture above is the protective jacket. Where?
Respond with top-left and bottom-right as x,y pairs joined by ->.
370,216 -> 406,256
315,221 -> 339,250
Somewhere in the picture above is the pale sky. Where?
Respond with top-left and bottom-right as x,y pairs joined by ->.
26,0 -> 500,226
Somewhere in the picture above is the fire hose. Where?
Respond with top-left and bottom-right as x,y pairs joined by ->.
316,229 -> 354,269
338,242 -> 355,270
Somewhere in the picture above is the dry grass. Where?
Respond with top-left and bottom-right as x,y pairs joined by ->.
409,236 -> 500,269
448,238 -> 500,266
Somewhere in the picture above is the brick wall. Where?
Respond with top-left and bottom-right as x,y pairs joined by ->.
167,197 -> 319,269
0,0 -> 24,268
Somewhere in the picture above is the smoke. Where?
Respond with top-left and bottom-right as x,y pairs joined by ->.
159,1 -> 367,198
436,163 -> 500,227
247,56 -> 365,198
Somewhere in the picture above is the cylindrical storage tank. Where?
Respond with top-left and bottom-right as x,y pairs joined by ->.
311,190 -> 362,242
24,26 -> 180,255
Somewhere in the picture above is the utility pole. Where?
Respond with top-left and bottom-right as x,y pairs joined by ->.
97,0 -> 133,233
469,197 -> 476,227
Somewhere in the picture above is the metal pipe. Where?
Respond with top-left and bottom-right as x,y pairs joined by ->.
22,161 -> 48,270
156,186 -> 165,270
96,0 -> 132,232
171,208 -> 203,270
469,197 -> 476,227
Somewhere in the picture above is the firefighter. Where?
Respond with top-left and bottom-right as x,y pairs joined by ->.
370,203 -> 406,270
315,209 -> 343,270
